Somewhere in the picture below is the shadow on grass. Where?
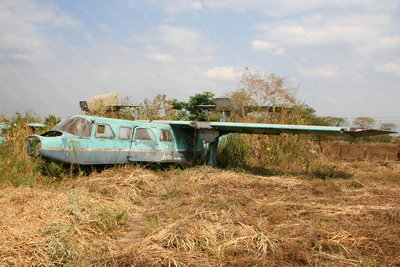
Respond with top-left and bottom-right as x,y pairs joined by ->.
39,160 -> 191,180
310,166 -> 353,180
39,159 -> 354,181
222,164 -> 354,180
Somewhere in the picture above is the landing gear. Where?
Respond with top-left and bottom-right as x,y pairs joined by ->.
198,129 -> 220,167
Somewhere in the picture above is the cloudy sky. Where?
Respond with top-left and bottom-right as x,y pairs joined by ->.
0,0 -> 399,127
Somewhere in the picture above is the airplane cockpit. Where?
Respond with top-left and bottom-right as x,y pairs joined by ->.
55,117 -> 93,137
41,117 -> 93,138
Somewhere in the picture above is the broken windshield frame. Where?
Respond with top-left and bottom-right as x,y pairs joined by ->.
51,120 -> 62,130
57,117 -> 93,137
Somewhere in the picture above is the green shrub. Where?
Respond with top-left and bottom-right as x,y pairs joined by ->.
0,113 -> 43,187
217,134 -> 250,168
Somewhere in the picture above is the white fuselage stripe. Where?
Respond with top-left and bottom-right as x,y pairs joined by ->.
41,147 -> 195,152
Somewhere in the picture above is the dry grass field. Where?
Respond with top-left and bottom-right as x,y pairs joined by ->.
322,141 -> 399,162
2,83 -> 399,265
0,160 -> 399,266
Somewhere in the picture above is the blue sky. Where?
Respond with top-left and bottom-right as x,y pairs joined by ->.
0,0 -> 399,128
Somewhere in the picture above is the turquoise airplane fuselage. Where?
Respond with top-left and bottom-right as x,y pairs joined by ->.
26,115 -> 205,165
26,114 -> 395,166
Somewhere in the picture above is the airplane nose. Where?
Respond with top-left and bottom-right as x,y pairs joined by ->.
26,136 -> 41,156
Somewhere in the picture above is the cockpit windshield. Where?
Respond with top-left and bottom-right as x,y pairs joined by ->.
58,117 -> 93,137
51,119 -> 66,131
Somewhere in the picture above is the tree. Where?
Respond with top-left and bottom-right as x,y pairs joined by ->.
44,114 -> 61,128
171,92 -> 217,121
372,122 -> 397,142
171,99 -> 186,111
230,68 -> 299,124
135,94 -> 175,120
239,68 -> 296,107
353,117 -> 375,128
321,116 -> 347,127
379,123 -> 396,132
186,91 -> 215,121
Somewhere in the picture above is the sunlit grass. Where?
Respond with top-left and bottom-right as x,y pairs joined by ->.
0,112 -> 399,265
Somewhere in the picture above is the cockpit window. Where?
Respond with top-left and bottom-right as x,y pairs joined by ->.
51,119 -> 66,131
59,117 -> 93,137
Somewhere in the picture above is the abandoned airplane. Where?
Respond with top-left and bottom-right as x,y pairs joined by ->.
25,114 -> 394,167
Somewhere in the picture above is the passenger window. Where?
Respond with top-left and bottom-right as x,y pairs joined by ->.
135,128 -> 155,141
119,127 -> 132,140
97,125 -> 105,134
95,124 -> 115,138
160,130 -> 173,142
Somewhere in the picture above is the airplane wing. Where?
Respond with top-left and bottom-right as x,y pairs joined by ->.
167,121 -> 395,138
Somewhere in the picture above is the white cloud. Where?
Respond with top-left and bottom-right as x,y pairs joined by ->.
158,25 -> 205,52
0,0 -> 80,64
377,35 -> 400,50
0,1 -> 55,23
0,0 -> 398,122
0,8 -> 48,63
202,0 -> 399,17
274,48 -> 286,56
205,66 -> 239,80
252,40 -> 276,50
266,20 -> 364,47
297,65 -> 337,79
0,3 -> 223,117
145,52 -> 174,62
143,0 -> 399,16
139,0 -> 203,14
95,70 -> 111,80
52,14 -> 80,27
251,40 -> 286,55
255,12 -> 398,55
98,23 -> 114,33
85,33 -> 94,42
127,0 -> 137,8
190,1 -> 203,10
137,25 -> 214,63
376,63 -> 400,76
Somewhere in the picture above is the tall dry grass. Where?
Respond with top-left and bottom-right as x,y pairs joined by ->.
322,141 -> 400,161
1,164 -> 399,266
1,101 -> 399,265
0,113 -> 44,187
218,101 -> 336,175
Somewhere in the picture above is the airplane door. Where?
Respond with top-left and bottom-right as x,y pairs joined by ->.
115,126 -> 134,164
128,127 -> 159,162
159,129 -> 175,162
92,123 -> 118,164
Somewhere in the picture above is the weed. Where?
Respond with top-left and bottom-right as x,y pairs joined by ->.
218,134 -> 250,168
67,193 -> 127,233
146,215 -> 161,231
0,117 -> 42,186
311,164 -> 353,180
91,205 -> 127,233
41,221 -> 79,265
